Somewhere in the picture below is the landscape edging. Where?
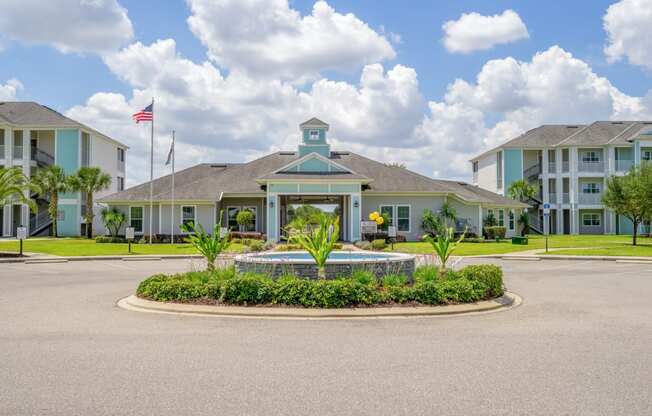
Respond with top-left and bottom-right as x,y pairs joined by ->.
117,292 -> 521,319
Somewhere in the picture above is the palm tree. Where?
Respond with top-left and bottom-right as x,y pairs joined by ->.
439,201 -> 457,229
0,167 -> 38,212
31,166 -> 69,237
68,167 -> 111,239
508,179 -> 537,202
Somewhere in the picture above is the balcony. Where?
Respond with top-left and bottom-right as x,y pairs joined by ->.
578,161 -> 604,173
562,193 -> 570,204
548,162 -> 556,173
616,159 -> 633,172
13,145 -> 23,159
548,192 -> 557,203
524,164 -> 541,182
579,192 -> 602,205
0,144 -> 4,159
118,159 -> 125,172
562,161 -> 569,173
31,148 -> 54,167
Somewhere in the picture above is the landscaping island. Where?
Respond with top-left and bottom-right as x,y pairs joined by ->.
136,263 -> 504,309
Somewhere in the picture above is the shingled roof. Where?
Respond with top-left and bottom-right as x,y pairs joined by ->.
0,101 -> 127,148
100,150 -> 526,208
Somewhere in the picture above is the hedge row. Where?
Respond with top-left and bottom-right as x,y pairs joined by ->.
137,264 -> 503,308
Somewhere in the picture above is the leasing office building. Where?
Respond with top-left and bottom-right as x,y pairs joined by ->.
470,121 -> 652,235
100,118 -> 526,241
0,102 -> 128,237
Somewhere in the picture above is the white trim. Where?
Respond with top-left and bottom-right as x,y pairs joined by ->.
377,204 -> 412,233
272,152 -> 356,175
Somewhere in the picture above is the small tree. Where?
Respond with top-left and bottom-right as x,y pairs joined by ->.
68,167 -> 112,239
439,201 -> 457,229
484,211 -> 497,227
181,211 -> 230,271
100,208 -> 126,238
0,167 -> 38,212
517,211 -> 530,237
235,209 -> 254,232
508,179 -> 537,202
421,209 -> 443,237
422,227 -> 465,273
31,165 -> 69,237
603,165 -> 652,246
290,214 -> 340,279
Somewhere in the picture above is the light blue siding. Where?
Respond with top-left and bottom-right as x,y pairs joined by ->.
57,204 -> 79,236
299,184 -> 329,193
266,195 -> 278,241
351,194 -> 361,241
56,129 -> 79,173
330,184 -> 359,193
299,158 -> 330,172
298,144 -> 330,158
302,128 -> 327,144
269,184 -> 298,193
503,149 -> 523,191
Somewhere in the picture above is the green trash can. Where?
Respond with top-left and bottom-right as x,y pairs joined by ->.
511,236 -> 528,245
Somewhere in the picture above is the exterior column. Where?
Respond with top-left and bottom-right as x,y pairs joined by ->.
2,205 -> 12,237
555,148 -> 563,234
22,130 -> 31,234
266,193 -> 278,242
569,147 -> 579,234
478,205 -> 483,237
350,193 -> 361,242
542,149 -> 549,235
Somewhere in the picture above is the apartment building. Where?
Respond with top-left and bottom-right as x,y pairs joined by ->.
471,121 -> 652,235
0,102 -> 128,237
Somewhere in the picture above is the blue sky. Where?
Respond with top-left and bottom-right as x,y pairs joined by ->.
1,0 -> 651,184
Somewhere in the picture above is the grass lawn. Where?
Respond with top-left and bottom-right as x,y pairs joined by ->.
386,234 -> 652,257
0,238 -> 245,257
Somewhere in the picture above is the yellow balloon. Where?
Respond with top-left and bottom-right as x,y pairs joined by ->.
369,212 -> 379,221
376,216 -> 384,225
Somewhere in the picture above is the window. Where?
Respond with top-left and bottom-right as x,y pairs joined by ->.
309,129 -> 320,141
497,209 -> 505,227
182,206 -> 195,228
508,210 -> 515,230
130,206 -> 144,233
643,150 -> 652,161
243,206 -> 257,232
380,205 -> 394,226
81,132 -> 90,167
117,176 -> 124,191
227,206 -> 258,231
582,213 -> 601,227
582,183 -> 600,194
227,207 -> 240,230
472,161 -> 478,173
396,205 -> 410,232
582,151 -> 599,162
117,148 -> 125,162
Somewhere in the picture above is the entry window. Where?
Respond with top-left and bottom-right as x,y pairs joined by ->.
642,150 -> 652,161
243,207 -> 257,232
508,210 -> 515,230
396,205 -> 410,232
182,206 -> 195,228
497,209 -> 505,227
582,183 -> 600,194
379,205 -> 394,226
309,130 -> 320,141
227,207 -> 240,230
582,213 -> 601,226
130,206 -> 143,233
582,151 -> 599,162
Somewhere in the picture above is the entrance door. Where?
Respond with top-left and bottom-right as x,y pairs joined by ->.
563,209 -> 570,234
281,195 -> 344,240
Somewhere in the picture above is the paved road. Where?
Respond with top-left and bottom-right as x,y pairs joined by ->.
1,258 -> 652,415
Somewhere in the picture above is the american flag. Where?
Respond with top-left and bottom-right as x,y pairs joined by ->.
132,103 -> 153,123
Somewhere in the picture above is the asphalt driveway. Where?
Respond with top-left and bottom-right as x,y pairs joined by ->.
1,258 -> 651,415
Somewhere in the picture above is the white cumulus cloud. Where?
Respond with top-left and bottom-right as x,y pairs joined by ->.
0,0 -> 133,54
0,79 -> 23,100
442,9 -> 529,53
186,0 -> 395,82
604,0 -> 652,70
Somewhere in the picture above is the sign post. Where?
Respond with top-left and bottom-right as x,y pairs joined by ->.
125,227 -> 135,254
387,226 -> 397,250
543,203 -> 551,253
17,226 -> 27,256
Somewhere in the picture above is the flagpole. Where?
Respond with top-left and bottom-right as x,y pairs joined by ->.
170,130 -> 175,245
149,97 -> 154,244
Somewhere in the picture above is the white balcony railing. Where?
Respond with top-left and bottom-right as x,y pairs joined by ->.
118,159 -> 125,172
0,144 -> 4,159
616,159 -> 633,172
548,193 -> 557,203
13,145 -> 23,159
579,193 -> 602,205
578,161 -> 604,172
548,162 -> 556,173
562,193 -> 570,204
562,161 -> 570,172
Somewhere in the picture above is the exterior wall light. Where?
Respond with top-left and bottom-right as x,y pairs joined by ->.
269,200 -> 275,208
353,200 -> 359,208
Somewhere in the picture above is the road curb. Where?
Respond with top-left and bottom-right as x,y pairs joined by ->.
0,253 -> 234,264
477,254 -> 652,262
117,292 -> 521,320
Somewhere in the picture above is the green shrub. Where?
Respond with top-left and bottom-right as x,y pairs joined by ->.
413,265 -> 439,283
273,275 -> 313,305
308,279 -> 379,308
137,274 -> 210,301
221,274 -> 273,305
371,239 -> 387,250
351,269 -> 375,285
483,226 -> 506,240
383,285 -> 414,303
95,236 -> 127,243
354,240 -> 372,250
438,279 -> 485,303
382,273 -> 407,287
458,264 -> 504,297
412,281 -> 443,305
248,240 -> 265,252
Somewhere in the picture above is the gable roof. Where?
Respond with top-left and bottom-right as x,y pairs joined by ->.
299,117 -> 329,129
100,150 -> 526,208
0,101 -> 127,148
